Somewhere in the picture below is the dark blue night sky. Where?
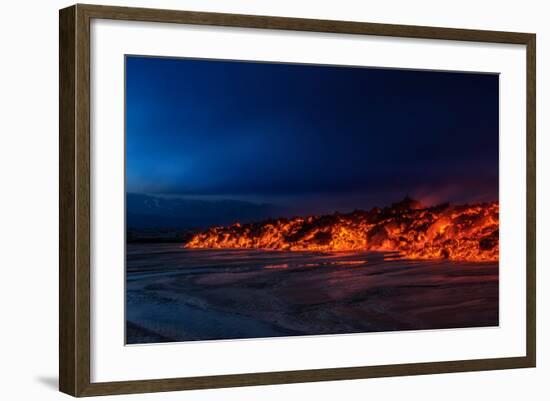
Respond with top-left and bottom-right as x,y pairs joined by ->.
126,56 -> 498,222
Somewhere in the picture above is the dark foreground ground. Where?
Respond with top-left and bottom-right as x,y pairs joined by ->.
126,244 -> 498,344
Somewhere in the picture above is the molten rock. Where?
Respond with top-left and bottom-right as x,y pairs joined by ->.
184,198 -> 498,262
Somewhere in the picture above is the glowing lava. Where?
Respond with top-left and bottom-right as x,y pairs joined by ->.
184,197 -> 498,262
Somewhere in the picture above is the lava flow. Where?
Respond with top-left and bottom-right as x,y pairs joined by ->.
184,197 -> 499,262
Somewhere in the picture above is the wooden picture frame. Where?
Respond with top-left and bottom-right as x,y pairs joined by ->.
59,3 -> 536,397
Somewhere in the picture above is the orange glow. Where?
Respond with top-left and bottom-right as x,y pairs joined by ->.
184,198 -> 498,262
264,263 -> 289,269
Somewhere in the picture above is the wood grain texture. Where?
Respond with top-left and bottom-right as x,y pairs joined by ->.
526,35 -> 536,367
59,4 -> 92,396
75,4 -> 92,396
59,5 -> 76,396
78,357 -> 533,397
78,3 -> 533,44
59,3 -> 537,397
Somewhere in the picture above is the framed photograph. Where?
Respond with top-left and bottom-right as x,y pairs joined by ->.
59,4 -> 536,397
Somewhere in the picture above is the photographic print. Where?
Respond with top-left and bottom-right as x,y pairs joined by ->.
125,56 -> 499,345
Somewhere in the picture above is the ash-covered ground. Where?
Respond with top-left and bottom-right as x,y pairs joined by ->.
126,244 -> 498,344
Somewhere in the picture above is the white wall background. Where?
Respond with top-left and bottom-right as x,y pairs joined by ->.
0,0 -> 546,400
